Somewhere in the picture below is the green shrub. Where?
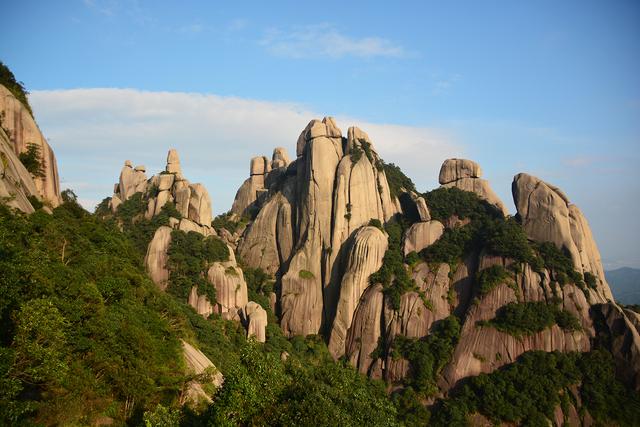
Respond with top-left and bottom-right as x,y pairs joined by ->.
27,195 -> 43,210
394,316 -> 461,396
298,270 -> 315,280
166,230 -> 229,302
481,217 -> 533,263
368,218 -> 383,230
478,301 -> 581,337
0,61 -> 33,116
18,143 -> 45,178
383,162 -> 416,198
423,187 -> 501,223
369,219 -> 416,310
476,265 -> 511,296
349,145 -> 363,165
583,272 -> 597,289
0,199 -> 187,424
212,212 -> 248,234
431,350 -> 640,427
420,224 -> 475,267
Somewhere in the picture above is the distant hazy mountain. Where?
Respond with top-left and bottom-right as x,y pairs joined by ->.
606,267 -> 640,305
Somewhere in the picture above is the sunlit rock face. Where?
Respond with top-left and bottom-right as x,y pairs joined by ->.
0,84 -> 62,208
439,158 -> 508,216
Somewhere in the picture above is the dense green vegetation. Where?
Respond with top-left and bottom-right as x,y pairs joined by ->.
476,265 -> 512,296
166,230 -> 229,302
0,197 -> 402,425
97,192 -> 183,254
369,218 -> 417,310
393,316 -> 461,396
383,162 -> 416,198
194,336 -> 399,427
0,195 -> 190,424
211,212 -> 248,235
0,61 -> 33,116
431,350 -> 640,426
18,143 -> 45,178
421,187 -> 593,295
478,301 -> 582,337
424,187 -> 500,223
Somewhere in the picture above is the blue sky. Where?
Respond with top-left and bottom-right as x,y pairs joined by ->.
1,0 -> 639,269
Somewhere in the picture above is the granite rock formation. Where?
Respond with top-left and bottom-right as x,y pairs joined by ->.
0,84 -> 61,207
439,158 -> 508,216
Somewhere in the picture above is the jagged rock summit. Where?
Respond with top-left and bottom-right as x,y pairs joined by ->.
103,149 -> 267,342
227,117 -> 640,397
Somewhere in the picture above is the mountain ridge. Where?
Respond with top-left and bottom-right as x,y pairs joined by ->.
1,68 -> 640,426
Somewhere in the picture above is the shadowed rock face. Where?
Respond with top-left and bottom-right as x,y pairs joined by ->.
0,85 -> 61,208
594,303 -> 640,391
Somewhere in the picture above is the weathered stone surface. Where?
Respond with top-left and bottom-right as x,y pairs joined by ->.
441,258 -> 592,390
271,146 -> 291,169
178,218 -> 215,237
0,127 -> 40,213
328,226 -> 388,359
281,125 -> 343,336
345,284 -> 385,376
158,173 -> 175,191
295,117 -> 342,157
414,195 -> 430,221
402,220 -> 444,256
513,173 -> 612,301
188,183 -> 212,226
0,84 -> 62,207
174,180 -> 191,218
188,287 -> 213,318
207,251 -> 248,321
166,149 -> 181,174
242,301 -> 267,343
117,161 -> 148,201
237,193 -> 293,275
144,226 -> 172,290
439,158 -> 482,184
386,263 -> 452,382
109,195 -> 122,214
438,158 -> 507,216
181,340 -> 223,407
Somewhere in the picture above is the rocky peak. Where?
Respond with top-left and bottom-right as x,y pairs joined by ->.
271,146 -> 291,169
512,172 -> 612,301
439,158 -> 508,215
295,116 -> 342,157
166,148 -> 182,174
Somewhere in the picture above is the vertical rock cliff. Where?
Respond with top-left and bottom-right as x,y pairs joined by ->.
0,84 -> 61,208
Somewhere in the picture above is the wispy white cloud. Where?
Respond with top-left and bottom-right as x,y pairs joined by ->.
29,88 -> 460,212
260,24 -> 409,59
